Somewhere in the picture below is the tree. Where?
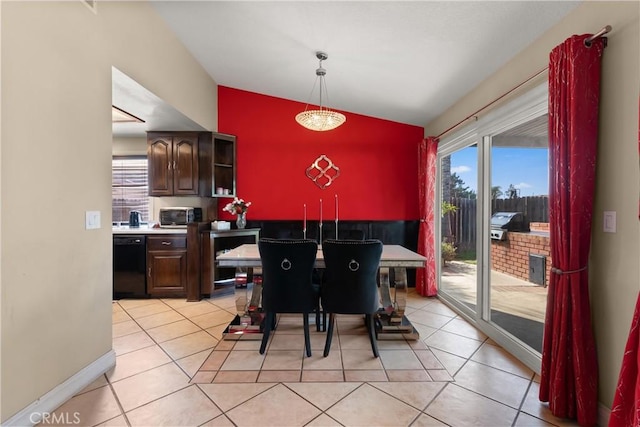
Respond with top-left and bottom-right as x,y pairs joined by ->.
451,173 -> 477,199
492,186 -> 503,200
506,184 -> 519,199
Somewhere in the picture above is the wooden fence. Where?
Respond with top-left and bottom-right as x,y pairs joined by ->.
443,196 -> 549,251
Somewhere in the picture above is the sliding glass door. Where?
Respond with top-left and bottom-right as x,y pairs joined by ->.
436,84 -> 548,371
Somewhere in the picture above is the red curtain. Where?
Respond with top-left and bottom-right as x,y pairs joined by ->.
539,34 -> 605,426
416,137 -> 438,296
609,293 -> 640,427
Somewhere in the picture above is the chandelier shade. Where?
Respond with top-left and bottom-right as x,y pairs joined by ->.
295,51 -> 346,132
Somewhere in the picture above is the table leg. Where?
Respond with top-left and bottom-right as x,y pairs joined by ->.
392,267 -> 408,319
375,267 -> 419,340
378,267 -> 395,315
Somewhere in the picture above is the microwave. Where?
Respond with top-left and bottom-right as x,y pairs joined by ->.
159,207 -> 198,228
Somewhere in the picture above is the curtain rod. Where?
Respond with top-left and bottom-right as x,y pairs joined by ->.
436,24 -> 612,140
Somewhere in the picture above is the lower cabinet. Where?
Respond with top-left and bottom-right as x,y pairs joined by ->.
147,235 -> 187,296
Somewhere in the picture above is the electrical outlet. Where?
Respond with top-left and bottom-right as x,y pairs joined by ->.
86,211 -> 101,230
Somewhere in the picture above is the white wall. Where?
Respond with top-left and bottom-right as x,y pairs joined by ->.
425,1 -> 640,409
1,2 -> 217,421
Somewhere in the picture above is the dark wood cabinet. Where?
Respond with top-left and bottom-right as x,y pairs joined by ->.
199,132 -> 237,198
147,235 -> 187,296
148,132 -> 209,196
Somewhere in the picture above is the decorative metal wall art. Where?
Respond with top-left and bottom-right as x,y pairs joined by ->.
306,155 -> 340,189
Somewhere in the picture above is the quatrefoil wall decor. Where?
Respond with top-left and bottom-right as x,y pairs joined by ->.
306,154 -> 340,189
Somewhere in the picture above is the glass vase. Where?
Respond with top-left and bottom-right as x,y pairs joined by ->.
236,212 -> 246,229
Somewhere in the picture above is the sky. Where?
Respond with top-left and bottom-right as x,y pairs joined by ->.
449,146 -> 549,197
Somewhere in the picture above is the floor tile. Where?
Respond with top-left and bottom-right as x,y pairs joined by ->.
175,302 -> 220,318
175,349 -> 213,377
386,370 -> 431,382
341,349 -> 384,370
302,350 -> 342,370
430,348 -> 468,376
125,301 -> 173,319
94,414 -> 130,426
471,341 -> 535,379
379,350 -> 424,370
110,363 -> 190,411
257,370 -> 301,382
344,370 -> 388,382
199,383 -> 275,412
159,331 -> 218,360
424,329 -> 483,359
206,324 -> 231,340
370,381 -> 446,411
50,385 -> 121,426
107,345 -> 172,383
146,319 -> 201,343
200,413 -> 236,426
285,382 -> 360,410
306,413 -> 343,426
326,383 -> 420,426
126,385 -> 221,426
301,370 -> 345,382
268,333 -> 305,350
339,334 -> 376,350
225,383 -> 321,427
112,320 -> 143,338
190,309 -> 236,329
201,350 -> 230,371
413,350 -> 445,369
219,350 -> 265,371
213,371 -> 259,383
262,350 -> 304,370
406,310 -> 453,329
453,360 -> 530,408
441,317 -> 488,341
422,300 -> 459,317
116,299 -> 158,310
112,331 -> 155,356
425,384 -> 518,426
514,412 -> 558,426
135,309 -> 186,330
112,310 -> 132,324
410,413 -> 448,426
428,370 -> 453,381
77,374 -> 108,395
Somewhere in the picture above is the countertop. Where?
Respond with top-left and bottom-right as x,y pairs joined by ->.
112,225 -> 187,235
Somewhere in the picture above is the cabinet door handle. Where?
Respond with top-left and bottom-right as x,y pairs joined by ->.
161,241 -> 172,246
167,162 -> 171,170
148,267 -> 151,277
173,161 -> 176,170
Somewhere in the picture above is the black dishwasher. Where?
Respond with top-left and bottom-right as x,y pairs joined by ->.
113,235 -> 147,299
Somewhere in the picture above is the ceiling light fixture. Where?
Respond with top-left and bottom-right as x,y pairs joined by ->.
112,106 -> 145,123
295,51 -> 346,132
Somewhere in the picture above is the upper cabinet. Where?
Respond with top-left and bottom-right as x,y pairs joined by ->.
147,131 -> 236,198
147,132 -> 210,196
199,132 -> 237,198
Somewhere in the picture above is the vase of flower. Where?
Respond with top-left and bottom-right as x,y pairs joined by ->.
236,212 -> 247,229
223,197 -> 251,229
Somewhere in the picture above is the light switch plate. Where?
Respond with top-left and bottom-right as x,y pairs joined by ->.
86,211 -> 101,230
603,211 -> 616,233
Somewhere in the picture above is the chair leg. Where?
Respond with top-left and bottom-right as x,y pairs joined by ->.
315,301 -> 321,332
303,313 -> 311,357
366,314 -> 379,358
260,312 -> 274,354
323,313 -> 336,357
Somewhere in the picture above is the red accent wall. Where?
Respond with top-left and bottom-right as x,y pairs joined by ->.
217,86 -> 423,221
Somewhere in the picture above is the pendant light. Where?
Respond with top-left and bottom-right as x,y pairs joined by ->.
295,51 -> 346,131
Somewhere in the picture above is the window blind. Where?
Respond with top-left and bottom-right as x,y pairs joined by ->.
112,157 -> 149,222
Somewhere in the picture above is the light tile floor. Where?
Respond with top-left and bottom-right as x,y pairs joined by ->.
44,289 -> 581,426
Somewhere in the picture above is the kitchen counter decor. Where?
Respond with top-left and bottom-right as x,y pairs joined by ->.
223,197 -> 251,229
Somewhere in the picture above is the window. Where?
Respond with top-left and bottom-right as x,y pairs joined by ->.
112,156 -> 149,222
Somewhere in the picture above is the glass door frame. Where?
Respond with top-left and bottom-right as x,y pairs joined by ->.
436,83 -> 548,373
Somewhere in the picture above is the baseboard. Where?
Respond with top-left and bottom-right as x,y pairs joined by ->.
3,350 -> 116,427
598,402 -> 611,426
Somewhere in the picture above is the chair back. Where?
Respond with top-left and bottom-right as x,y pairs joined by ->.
322,239 -> 383,314
258,238 -> 318,313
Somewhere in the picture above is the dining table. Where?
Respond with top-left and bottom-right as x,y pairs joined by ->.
216,243 -> 427,340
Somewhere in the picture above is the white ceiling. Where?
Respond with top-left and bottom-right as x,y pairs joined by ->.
113,1 -> 580,137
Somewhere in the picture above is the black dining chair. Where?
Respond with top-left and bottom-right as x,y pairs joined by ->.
321,239 -> 383,358
257,238 -> 319,357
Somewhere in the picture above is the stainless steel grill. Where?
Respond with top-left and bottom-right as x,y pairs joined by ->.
490,212 -> 528,240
